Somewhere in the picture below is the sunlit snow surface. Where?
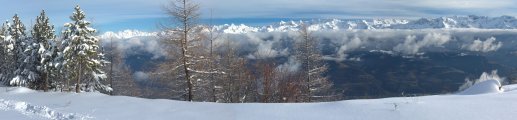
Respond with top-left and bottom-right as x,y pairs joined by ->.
458,80 -> 503,95
1,83 -> 516,120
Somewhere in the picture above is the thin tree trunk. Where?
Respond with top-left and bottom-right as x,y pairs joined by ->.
304,41 -> 312,102
76,61 -> 82,93
182,31 -> 193,101
209,10 -> 217,102
65,73 -> 69,92
43,73 -> 48,92
183,0 -> 193,102
109,38 -> 114,95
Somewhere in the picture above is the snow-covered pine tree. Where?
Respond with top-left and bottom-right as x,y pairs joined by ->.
0,21 -> 15,85
8,14 -> 38,87
0,22 -> 6,80
0,30 -> 3,81
0,21 -> 10,83
21,29 -> 40,90
294,23 -> 334,102
8,15 -> 26,43
32,10 -> 57,91
61,5 -> 111,93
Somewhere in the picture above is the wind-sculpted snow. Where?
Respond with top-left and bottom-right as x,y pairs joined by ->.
0,99 -> 91,120
458,70 -> 506,93
458,80 -> 503,95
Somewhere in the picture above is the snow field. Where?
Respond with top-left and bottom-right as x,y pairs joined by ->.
0,77 -> 515,120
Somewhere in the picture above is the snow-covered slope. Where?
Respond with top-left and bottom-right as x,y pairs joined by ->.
1,82 -> 517,120
458,79 -> 503,95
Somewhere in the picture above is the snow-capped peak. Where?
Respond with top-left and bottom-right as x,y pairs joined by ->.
99,30 -> 157,40
214,24 -> 260,34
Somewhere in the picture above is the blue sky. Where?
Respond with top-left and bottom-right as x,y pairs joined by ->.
1,0 -> 516,32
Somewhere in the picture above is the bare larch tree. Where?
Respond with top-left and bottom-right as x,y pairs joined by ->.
295,24 -> 334,102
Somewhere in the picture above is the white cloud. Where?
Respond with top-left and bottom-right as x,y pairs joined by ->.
393,33 -> 450,55
338,36 -> 363,55
462,37 -> 502,52
250,40 -> 289,59
100,29 -> 515,64
224,32 -> 294,59
216,29 -> 513,62
99,31 -> 166,59
134,71 -> 149,81
276,56 -> 301,73
323,54 -> 362,62
326,35 -> 364,62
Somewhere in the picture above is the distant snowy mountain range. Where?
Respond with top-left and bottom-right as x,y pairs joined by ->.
100,30 -> 157,40
100,15 -> 517,38
216,15 -> 517,33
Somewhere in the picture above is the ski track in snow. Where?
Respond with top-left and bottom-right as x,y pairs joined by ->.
0,99 -> 92,120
